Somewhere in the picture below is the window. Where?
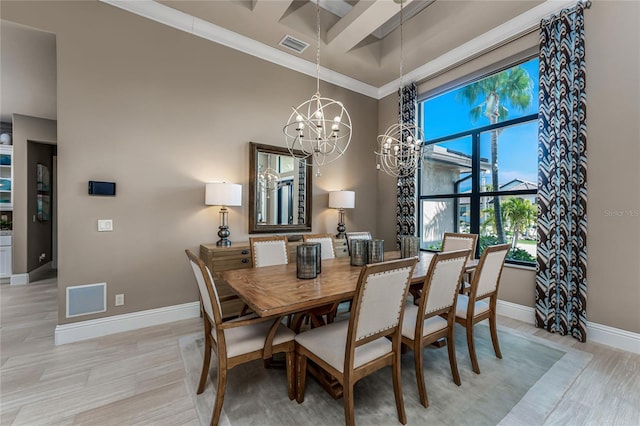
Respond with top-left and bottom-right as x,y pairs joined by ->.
418,57 -> 539,265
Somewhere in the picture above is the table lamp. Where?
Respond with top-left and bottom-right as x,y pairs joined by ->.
328,190 -> 355,239
205,182 -> 242,246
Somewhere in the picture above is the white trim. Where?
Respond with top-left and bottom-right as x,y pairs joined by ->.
497,300 -> 640,355
99,0 -> 573,100
497,299 -> 536,323
28,261 -> 53,282
10,273 -> 29,285
54,301 -> 200,345
588,322 -> 640,355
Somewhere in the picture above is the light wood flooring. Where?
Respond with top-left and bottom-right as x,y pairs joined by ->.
1,276 -> 639,425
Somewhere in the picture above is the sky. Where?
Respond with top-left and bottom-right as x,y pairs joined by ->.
421,58 -> 539,192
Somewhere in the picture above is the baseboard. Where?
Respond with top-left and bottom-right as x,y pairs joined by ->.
29,261 -> 52,282
54,301 -> 200,345
497,300 -> 640,354
10,273 -> 29,285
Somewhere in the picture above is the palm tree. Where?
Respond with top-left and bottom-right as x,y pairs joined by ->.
502,197 -> 537,248
457,66 -> 533,243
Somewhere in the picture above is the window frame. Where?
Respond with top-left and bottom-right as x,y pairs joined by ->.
417,110 -> 538,266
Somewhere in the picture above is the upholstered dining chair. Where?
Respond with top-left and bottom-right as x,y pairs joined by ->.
244,235 -> 290,317
249,235 -> 289,267
185,250 -> 295,426
345,231 -> 372,255
455,243 -> 510,374
295,257 -> 418,426
303,233 -> 336,260
291,233 -> 340,331
441,232 -> 479,293
400,249 -> 470,408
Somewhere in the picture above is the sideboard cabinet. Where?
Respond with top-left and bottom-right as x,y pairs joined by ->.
199,238 -> 348,318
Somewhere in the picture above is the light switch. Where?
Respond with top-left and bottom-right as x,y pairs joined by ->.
98,219 -> 113,232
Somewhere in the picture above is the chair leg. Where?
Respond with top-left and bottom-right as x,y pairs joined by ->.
447,327 -> 461,386
465,323 -> 480,374
197,336 -> 212,394
285,350 -> 295,400
343,382 -> 356,426
414,343 -> 428,408
489,312 -> 502,359
296,353 -> 307,404
211,363 -> 227,426
392,352 -> 407,424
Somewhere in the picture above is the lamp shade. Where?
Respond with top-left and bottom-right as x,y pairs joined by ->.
328,190 -> 355,209
205,183 -> 242,206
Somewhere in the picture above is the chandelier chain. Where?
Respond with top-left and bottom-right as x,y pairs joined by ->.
316,0 -> 320,95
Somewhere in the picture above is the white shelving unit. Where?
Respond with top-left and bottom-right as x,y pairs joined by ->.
0,145 -> 12,210
0,145 -> 13,279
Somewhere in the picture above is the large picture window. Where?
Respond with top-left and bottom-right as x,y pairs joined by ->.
418,57 -> 538,265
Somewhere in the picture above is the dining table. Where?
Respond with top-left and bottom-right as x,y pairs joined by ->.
221,249 -> 477,399
221,250 -> 477,320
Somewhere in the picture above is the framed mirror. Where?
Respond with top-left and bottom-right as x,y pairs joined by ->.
249,142 -> 312,234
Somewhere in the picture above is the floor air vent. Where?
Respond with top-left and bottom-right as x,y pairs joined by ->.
66,282 -> 106,318
279,35 -> 309,54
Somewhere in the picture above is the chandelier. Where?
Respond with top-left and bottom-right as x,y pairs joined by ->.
258,155 -> 280,192
375,0 -> 424,178
283,0 -> 352,177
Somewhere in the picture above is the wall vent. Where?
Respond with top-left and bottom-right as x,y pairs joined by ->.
66,282 -> 106,318
278,35 -> 309,54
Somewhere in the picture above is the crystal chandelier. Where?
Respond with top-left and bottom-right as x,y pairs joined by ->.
375,0 -> 424,178
283,0 -> 352,177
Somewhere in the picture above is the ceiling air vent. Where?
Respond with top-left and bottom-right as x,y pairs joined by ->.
279,35 -> 309,54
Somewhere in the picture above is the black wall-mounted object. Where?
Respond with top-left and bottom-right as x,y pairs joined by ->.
88,181 -> 116,196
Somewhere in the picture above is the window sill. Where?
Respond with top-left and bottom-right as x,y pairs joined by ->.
504,262 -> 536,271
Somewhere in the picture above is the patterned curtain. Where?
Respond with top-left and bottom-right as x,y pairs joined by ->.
396,83 -> 418,248
535,2 -> 588,342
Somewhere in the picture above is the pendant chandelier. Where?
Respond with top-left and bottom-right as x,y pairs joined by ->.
375,0 -> 424,178
283,0 -> 352,177
258,154 -> 280,192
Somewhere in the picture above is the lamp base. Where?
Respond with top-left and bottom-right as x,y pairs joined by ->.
335,222 -> 346,239
216,225 -> 231,247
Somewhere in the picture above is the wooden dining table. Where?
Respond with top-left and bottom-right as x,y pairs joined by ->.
221,250 -> 477,399
221,250 -> 478,319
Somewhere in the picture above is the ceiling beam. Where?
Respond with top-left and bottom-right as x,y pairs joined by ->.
251,0 -> 294,22
327,0 -> 414,51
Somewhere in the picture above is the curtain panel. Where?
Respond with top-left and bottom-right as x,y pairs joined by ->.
396,83 -> 418,247
535,2 -> 588,342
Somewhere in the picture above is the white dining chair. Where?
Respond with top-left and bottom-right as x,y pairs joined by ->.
401,249 -> 470,407
442,232 -> 478,289
249,235 -> 289,267
455,243 -> 510,374
185,249 -> 295,426
295,257 -> 418,426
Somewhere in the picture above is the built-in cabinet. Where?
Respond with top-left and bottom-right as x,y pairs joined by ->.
0,145 -> 12,279
199,238 -> 348,318
0,145 -> 12,210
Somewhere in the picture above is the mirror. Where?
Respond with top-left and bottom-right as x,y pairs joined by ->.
249,142 -> 312,234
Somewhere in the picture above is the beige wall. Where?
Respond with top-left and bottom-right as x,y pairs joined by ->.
378,1 -> 640,334
1,1 -> 378,324
3,1 -> 638,335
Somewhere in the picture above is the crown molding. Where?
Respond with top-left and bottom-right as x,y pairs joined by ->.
100,0 -> 575,100
377,0 -> 576,98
